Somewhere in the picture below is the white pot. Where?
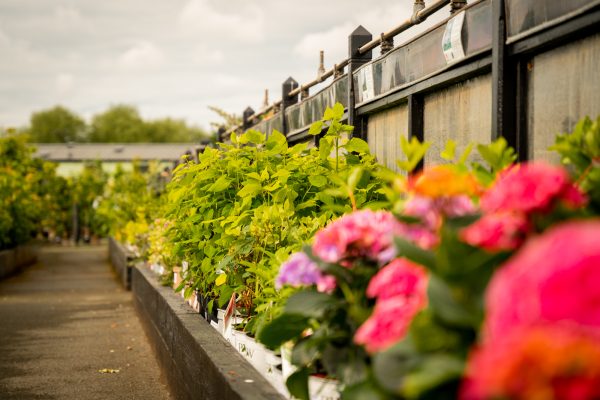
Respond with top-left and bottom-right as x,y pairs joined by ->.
265,365 -> 290,398
263,350 -> 289,397
210,320 -> 220,332
280,343 -> 297,381
232,331 -> 270,377
309,376 -> 340,400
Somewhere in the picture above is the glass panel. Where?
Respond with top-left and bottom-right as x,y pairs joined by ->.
464,0 -> 493,53
506,0 -> 591,37
367,104 -> 409,172
355,0 -> 492,106
284,75 -> 348,134
423,74 -> 492,166
528,33 -> 600,162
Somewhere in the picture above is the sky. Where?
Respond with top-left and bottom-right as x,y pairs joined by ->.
0,0 -> 448,131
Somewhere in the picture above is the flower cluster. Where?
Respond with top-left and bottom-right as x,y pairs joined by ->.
461,220 -> 600,399
275,251 -> 336,293
354,258 -> 428,353
400,166 -> 480,248
311,209 -> 406,265
462,163 -> 587,251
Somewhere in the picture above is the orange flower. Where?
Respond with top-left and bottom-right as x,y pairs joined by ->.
411,165 -> 481,198
461,325 -> 600,400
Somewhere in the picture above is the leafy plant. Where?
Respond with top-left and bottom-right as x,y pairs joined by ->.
164,103 -> 386,334
550,115 -> 600,210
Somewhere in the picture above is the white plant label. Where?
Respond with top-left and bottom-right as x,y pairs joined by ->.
442,11 -> 466,64
182,260 -> 188,274
359,63 -> 375,102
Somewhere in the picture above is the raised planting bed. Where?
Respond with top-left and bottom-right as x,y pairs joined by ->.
132,263 -> 285,400
0,244 -> 38,279
108,237 -> 134,290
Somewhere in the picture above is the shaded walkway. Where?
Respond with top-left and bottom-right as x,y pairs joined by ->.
0,246 -> 172,400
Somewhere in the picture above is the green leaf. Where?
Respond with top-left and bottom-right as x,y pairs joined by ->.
397,136 -> 431,173
332,102 -> 345,120
256,313 -> 309,349
309,175 -> 328,188
284,290 -> 338,319
344,137 -> 371,154
237,182 -> 262,198
215,273 -> 227,286
319,138 -> 334,160
476,137 -> 516,173
218,285 -> 235,308
394,236 -> 435,270
286,368 -> 310,400
427,275 -> 478,328
245,129 -> 265,144
440,140 -> 456,161
208,176 -> 231,192
458,143 -> 474,164
342,380 -> 391,400
291,338 -> 320,366
309,120 -> 324,136
347,167 -> 363,192
402,354 -> 464,399
372,339 -> 420,394
266,130 -> 287,151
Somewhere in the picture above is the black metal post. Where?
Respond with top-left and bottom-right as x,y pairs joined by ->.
348,25 -> 372,140
515,59 -> 529,161
492,0 -> 516,145
408,94 -> 425,171
216,126 -> 226,144
242,107 -> 255,131
281,77 -> 299,136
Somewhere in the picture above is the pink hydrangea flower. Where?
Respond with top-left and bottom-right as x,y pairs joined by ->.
354,258 -> 428,353
461,220 -> 600,399
461,212 -> 530,251
481,163 -> 586,214
405,195 -> 477,230
312,210 -> 406,265
484,220 -> 600,341
403,195 -> 477,248
366,258 -> 429,302
354,297 -> 422,353
276,252 -> 336,293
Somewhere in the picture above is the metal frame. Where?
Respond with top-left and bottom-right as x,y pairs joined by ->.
493,0 -> 600,161
227,0 -> 600,167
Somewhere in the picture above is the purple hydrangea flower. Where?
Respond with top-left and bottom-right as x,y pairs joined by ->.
276,252 -> 336,293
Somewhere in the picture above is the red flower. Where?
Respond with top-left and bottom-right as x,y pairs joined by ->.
481,163 -> 586,214
354,258 -> 428,353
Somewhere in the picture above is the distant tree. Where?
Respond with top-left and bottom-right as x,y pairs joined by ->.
208,106 -> 241,132
28,106 -> 86,143
89,104 -> 145,142
144,118 -> 208,142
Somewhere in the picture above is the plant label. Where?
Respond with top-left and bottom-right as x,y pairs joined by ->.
442,11 -> 466,64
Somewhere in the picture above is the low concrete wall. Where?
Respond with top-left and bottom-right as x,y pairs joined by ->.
0,244 -> 38,279
108,237 -> 134,290
132,265 -> 284,400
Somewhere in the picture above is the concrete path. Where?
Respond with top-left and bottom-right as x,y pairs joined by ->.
0,246 -> 172,400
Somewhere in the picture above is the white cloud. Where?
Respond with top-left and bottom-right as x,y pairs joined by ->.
118,41 -> 165,70
178,0 -> 265,43
54,6 -> 85,27
191,44 -> 225,65
293,22 -> 354,62
0,26 -> 9,46
56,73 -> 75,96
213,74 -> 244,87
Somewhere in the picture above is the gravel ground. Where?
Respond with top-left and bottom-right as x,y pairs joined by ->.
0,245 -> 172,400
